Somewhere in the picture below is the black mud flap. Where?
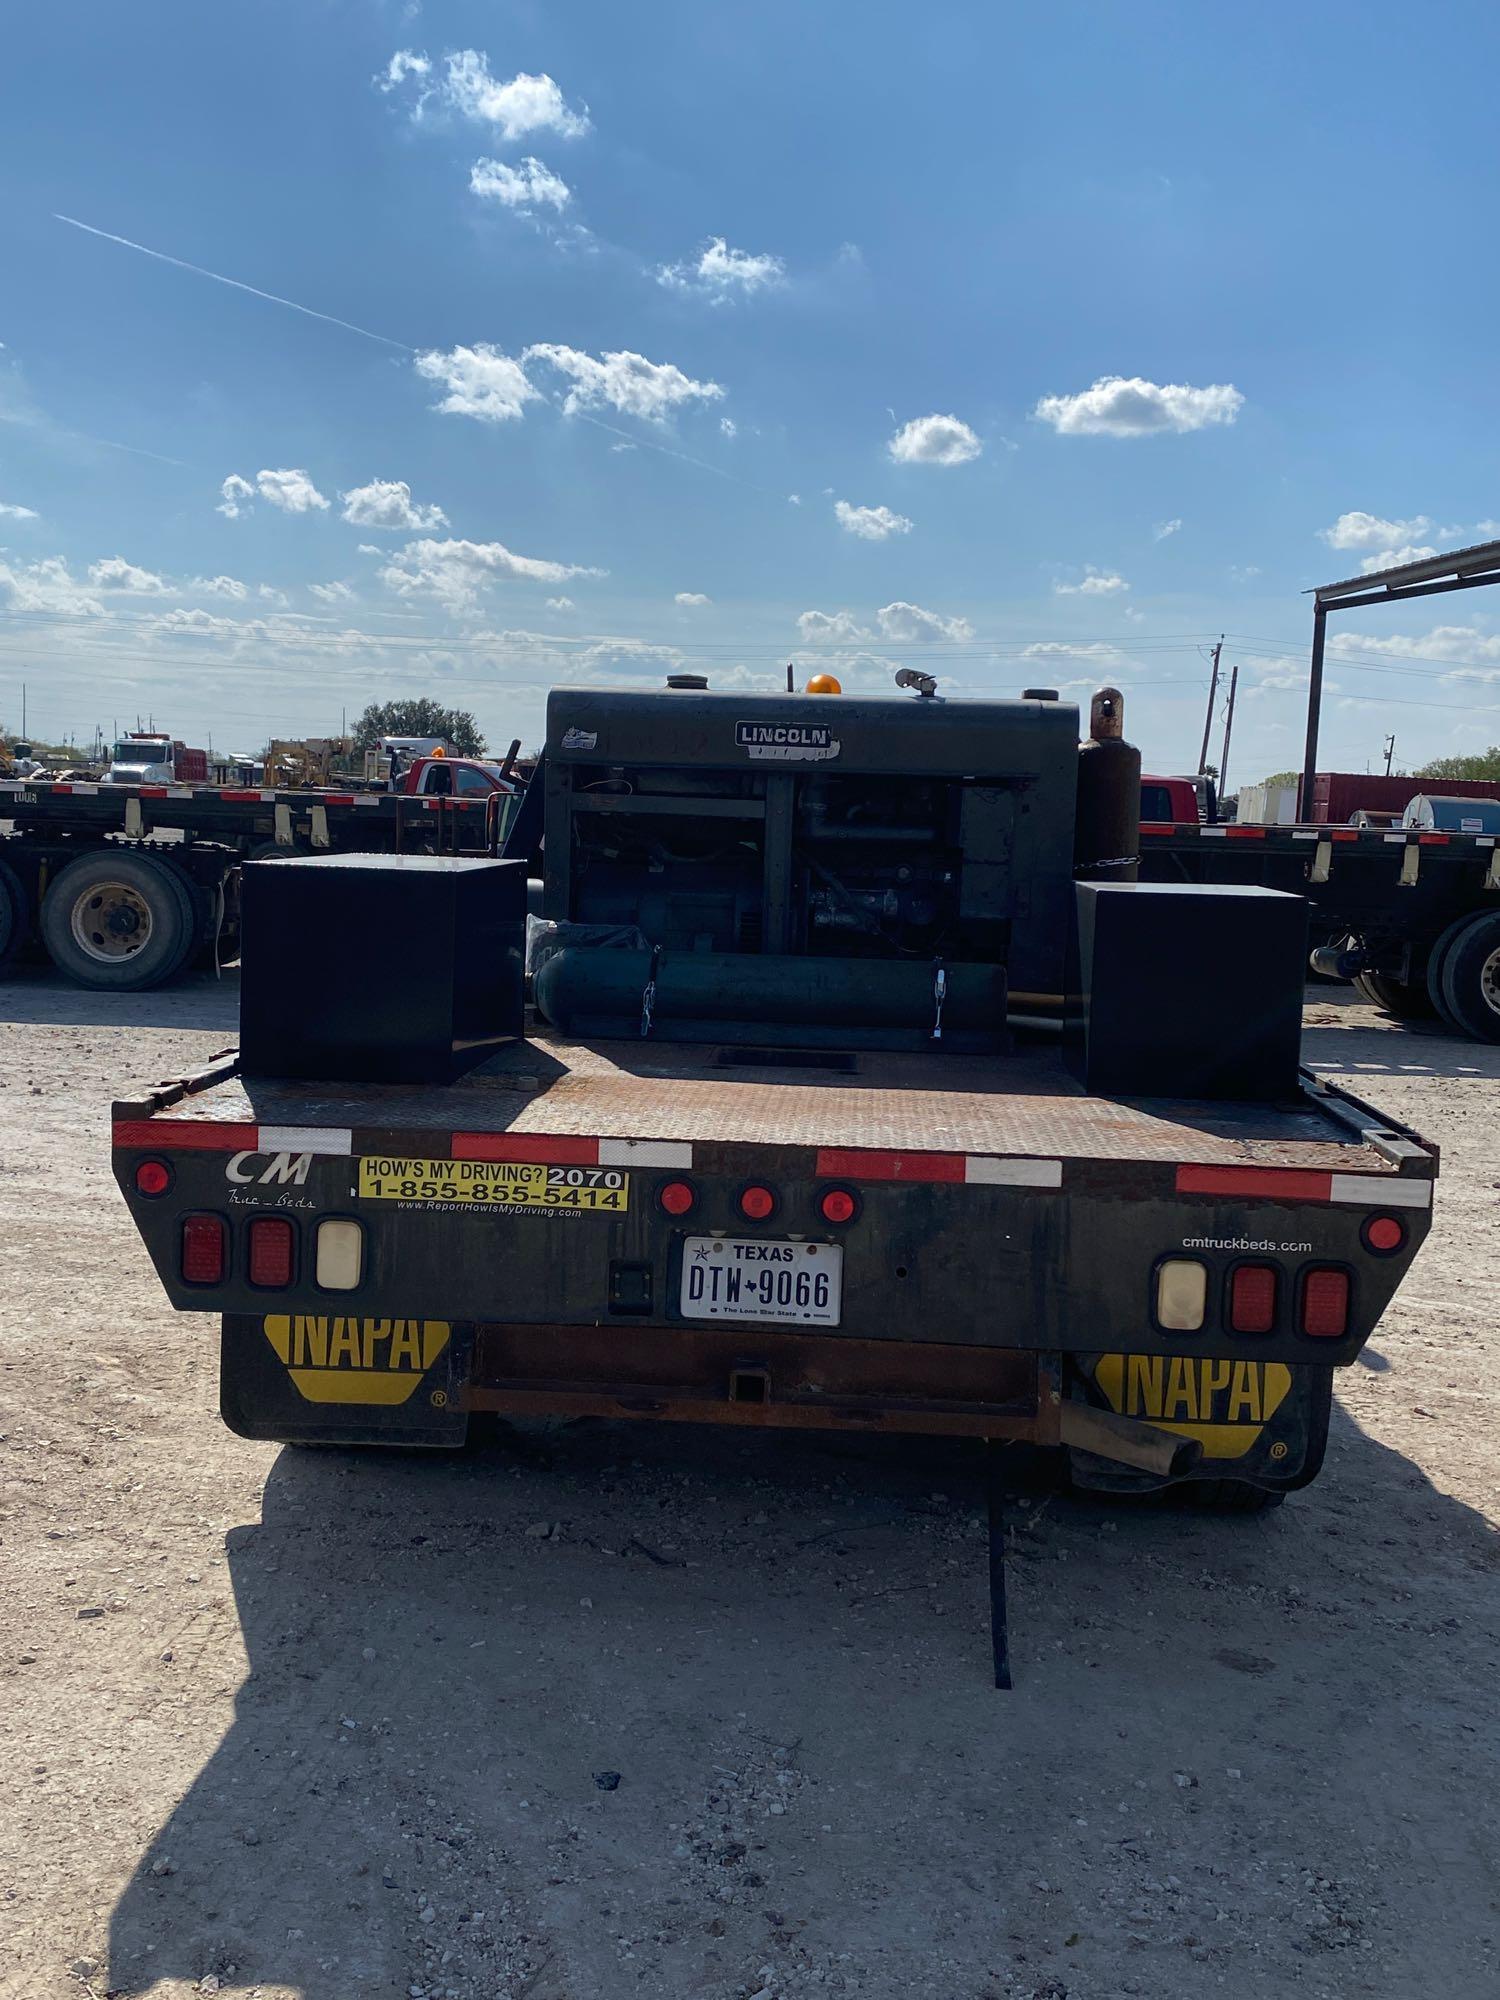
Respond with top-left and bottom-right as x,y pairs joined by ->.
219,1312 -> 473,1448
1066,1353 -> 1333,1496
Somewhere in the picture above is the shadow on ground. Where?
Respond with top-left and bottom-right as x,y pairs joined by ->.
108,1402 -> 1500,2000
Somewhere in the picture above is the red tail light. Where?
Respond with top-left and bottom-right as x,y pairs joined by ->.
819,1187 -> 858,1225
248,1216 -> 295,1287
1362,1214 -> 1406,1255
181,1215 -> 226,1285
134,1159 -> 172,1197
658,1179 -> 697,1217
1301,1267 -> 1350,1339
738,1185 -> 777,1221
1229,1264 -> 1277,1335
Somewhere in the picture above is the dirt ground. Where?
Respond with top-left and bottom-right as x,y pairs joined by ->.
1,968 -> 1496,2000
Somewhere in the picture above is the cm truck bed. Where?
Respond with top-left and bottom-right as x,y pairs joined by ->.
114,1027 -> 1434,1372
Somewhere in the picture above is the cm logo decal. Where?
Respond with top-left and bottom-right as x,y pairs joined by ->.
1094,1353 -> 1291,1462
262,1316 -> 450,1405
228,1151 -> 313,1186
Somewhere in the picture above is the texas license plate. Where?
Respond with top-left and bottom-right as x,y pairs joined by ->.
679,1237 -> 843,1325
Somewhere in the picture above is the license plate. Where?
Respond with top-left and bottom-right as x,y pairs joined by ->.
679,1237 -> 843,1325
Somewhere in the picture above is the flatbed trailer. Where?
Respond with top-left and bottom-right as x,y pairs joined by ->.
0,778 -> 514,992
1139,817 -> 1500,1040
113,1026 -> 1435,1505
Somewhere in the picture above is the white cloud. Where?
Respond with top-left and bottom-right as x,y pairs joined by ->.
217,474 -> 255,519
341,478 -> 449,531
0,555 -> 102,617
439,52 -> 589,140
379,536 -> 603,612
1359,544 -> 1437,573
0,501 -> 38,520
524,344 -> 725,422
887,414 -> 981,467
257,467 -> 329,513
1153,517 -> 1182,540
1053,566 -> 1130,596
1331,624 -> 1500,665
787,493 -> 802,506
219,468 -> 329,517
88,555 -> 168,594
258,583 -> 288,607
193,574 -> 249,599
469,156 -> 572,212
720,417 -> 737,439
309,580 -> 355,603
1033,375 -> 1243,437
875,600 -> 974,642
674,591 -> 711,607
1321,510 -> 1432,551
415,344 -> 539,425
545,595 -> 574,611
658,237 -> 786,301
1021,640 -> 1127,664
375,50 -> 431,92
797,609 -> 871,643
834,500 -> 913,541
144,607 -> 245,642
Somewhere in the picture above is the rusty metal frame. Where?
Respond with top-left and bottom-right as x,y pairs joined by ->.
464,1320 -> 1062,1441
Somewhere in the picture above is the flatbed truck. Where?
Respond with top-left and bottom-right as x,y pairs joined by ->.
110,679 -> 1436,1674
0,764 -> 517,991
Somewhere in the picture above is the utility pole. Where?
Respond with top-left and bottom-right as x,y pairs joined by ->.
20,681 -> 26,740
1384,733 -> 1396,776
1197,637 -> 1223,774
1218,660 -> 1240,797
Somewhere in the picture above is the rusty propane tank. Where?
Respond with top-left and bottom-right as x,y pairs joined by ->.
1073,686 -> 1141,882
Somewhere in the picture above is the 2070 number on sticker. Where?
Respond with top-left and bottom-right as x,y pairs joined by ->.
357,1157 -> 629,1211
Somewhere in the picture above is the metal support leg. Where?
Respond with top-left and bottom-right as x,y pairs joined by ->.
986,1439 -> 1013,1690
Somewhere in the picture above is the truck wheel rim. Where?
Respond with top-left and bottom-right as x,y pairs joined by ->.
71,882 -> 153,961
1482,945 -> 1500,1019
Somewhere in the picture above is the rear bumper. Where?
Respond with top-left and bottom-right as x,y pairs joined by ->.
217,1311 -> 1333,1492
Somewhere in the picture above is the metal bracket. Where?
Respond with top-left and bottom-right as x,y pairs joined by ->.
124,796 -> 144,840
1486,847 -> 1500,892
932,963 -> 948,1041
1310,838 -> 1332,885
274,803 -> 294,846
1398,841 -> 1420,888
640,944 -> 661,1039
309,803 -> 331,850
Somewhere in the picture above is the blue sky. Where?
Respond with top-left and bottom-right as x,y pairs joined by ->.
3,0 -> 1500,778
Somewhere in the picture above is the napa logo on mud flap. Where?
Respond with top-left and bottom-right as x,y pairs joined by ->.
262,1316 -> 451,1406
1093,1354 -> 1292,1462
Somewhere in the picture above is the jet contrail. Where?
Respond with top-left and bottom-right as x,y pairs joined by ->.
54,214 -> 413,352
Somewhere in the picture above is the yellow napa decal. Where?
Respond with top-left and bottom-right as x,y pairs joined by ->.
1094,1353 -> 1292,1461
262,1316 -> 451,1405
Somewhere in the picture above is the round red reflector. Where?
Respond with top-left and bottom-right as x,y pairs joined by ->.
739,1184 -> 776,1221
659,1179 -> 696,1217
1364,1214 -> 1405,1253
135,1160 -> 171,1197
819,1187 -> 857,1225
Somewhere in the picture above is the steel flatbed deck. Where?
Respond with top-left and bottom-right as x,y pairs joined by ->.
118,1028 -> 1431,1187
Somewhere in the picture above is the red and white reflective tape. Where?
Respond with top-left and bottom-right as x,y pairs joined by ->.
1176,1163 -> 1431,1208
816,1147 -> 1062,1187
452,1133 -> 692,1168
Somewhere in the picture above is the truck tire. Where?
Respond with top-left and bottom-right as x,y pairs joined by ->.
1424,913 -> 1476,1031
1438,911 -> 1500,1042
40,851 -> 195,991
0,857 -> 29,971
1356,971 -> 1436,1020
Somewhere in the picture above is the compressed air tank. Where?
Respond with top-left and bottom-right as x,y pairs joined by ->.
1073,687 -> 1141,883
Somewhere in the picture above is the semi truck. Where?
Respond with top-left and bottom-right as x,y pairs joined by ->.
111,680 -> 1435,1673
103,731 -> 209,786
0,755 -> 517,991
